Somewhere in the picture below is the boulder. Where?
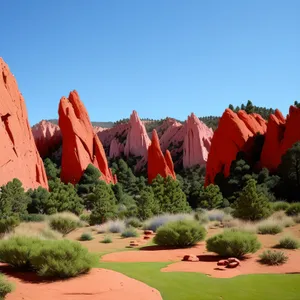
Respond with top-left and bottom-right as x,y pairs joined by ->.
148,130 -> 176,183
183,113 -> 213,168
144,230 -> 154,235
32,120 -> 62,158
0,58 -> 48,190
205,109 -> 267,186
217,259 -> 229,266
58,90 -> 116,185
182,255 -> 200,262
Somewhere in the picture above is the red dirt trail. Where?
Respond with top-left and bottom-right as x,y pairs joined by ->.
4,268 -> 162,300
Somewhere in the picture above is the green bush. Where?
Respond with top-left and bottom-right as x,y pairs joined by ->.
271,201 -> 290,212
79,214 -> 91,224
30,240 -> 97,278
257,223 -> 283,235
0,236 -> 43,269
259,250 -> 288,265
0,274 -> 14,299
48,212 -> 81,236
79,232 -> 93,241
206,230 -> 261,258
154,220 -> 206,248
125,217 -> 142,228
0,216 -> 20,236
276,236 -> 299,249
286,203 -> 300,216
101,236 -> 112,243
121,227 -> 139,238
20,214 -> 46,223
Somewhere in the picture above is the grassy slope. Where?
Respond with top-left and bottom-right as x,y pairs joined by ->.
98,261 -> 300,300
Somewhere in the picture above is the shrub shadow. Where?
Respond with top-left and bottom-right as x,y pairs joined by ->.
0,264 -> 85,284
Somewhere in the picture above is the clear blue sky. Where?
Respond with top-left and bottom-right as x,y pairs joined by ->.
2,0 -> 299,125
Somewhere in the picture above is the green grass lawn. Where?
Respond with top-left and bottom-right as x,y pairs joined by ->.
98,261 -> 300,300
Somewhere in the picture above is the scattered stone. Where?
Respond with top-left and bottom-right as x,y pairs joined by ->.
182,255 -> 199,262
144,230 -> 154,235
129,241 -> 139,247
226,258 -> 240,268
144,235 -> 151,240
217,259 -> 229,266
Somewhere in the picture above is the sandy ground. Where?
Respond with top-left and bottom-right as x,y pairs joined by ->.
102,224 -> 300,278
4,268 -> 162,300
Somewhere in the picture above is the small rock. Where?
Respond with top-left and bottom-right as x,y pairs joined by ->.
182,255 -> 199,262
228,257 -> 240,264
217,259 -> 229,266
144,235 -> 150,240
227,262 -> 239,268
144,230 -> 154,235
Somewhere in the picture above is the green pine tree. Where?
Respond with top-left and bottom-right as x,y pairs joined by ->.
198,184 -> 223,209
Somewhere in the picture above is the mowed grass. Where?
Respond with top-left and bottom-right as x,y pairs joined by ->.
98,261 -> 300,300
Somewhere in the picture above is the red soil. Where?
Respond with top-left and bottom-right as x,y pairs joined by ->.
4,268 -> 162,300
102,225 -> 300,278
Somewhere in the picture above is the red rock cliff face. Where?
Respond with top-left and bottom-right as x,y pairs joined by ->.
58,90 -> 116,185
148,130 -> 176,183
205,109 -> 267,186
261,106 -> 300,172
183,113 -> 213,168
0,58 -> 48,190
32,120 -> 62,158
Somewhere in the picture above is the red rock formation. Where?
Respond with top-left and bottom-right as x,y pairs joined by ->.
261,106 -> 300,172
32,120 -> 62,158
0,58 -> 48,190
148,130 -> 176,183
124,110 -> 151,158
183,113 -> 213,168
58,90 -> 116,185
205,109 -> 267,186
164,150 -> 176,178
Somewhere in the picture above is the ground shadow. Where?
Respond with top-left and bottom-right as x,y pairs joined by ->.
139,245 -> 182,251
0,264 -> 85,284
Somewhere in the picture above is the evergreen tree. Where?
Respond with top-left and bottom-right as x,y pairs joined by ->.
233,178 -> 271,220
0,179 -> 30,216
47,178 -> 84,215
26,186 -> 50,214
89,182 -> 117,225
198,184 -> 223,209
137,186 -> 159,220
77,164 -> 101,195
245,100 -> 254,114
44,158 -> 60,180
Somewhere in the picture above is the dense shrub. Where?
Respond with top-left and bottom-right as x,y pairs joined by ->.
276,236 -> 299,249
125,217 -> 142,228
293,214 -> 300,224
286,203 -> 300,216
48,212 -> 81,236
143,214 -> 193,232
206,209 -> 227,222
206,230 -> 261,258
8,222 -> 62,240
271,201 -> 290,212
257,221 -> 283,235
154,220 -> 206,248
101,236 -> 112,243
259,250 -> 288,265
30,240 -> 97,278
0,236 -> 43,269
79,214 -> 91,224
121,227 -> 139,238
97,220 -> 125,233
0,216 -> 20,236
268,211 -> 295,228
79,232 -> 93,241
0,274 -> 14,299
20,214 -> 46,223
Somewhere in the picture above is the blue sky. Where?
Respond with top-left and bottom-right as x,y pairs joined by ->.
2,0 -> 299,125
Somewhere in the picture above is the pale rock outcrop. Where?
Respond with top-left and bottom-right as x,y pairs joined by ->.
183,113 -> 213,168
32,120 -> 62,158
124,110 -> 151,158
